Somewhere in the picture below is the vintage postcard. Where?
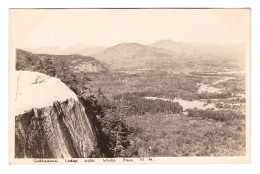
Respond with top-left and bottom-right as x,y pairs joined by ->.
9,9 -> 250,164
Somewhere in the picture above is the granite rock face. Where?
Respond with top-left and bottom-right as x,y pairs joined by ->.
14,71 -> 101,158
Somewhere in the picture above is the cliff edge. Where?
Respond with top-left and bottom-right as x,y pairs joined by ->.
14,71 -> 101,158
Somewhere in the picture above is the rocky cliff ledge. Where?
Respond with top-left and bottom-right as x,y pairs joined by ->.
14,71 -> 101,158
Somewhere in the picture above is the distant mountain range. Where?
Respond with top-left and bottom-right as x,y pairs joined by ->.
23,44 -> 108,57
16,49 -> 107,73
92,40 -> 245,70
21,40 -> 245,71
150,40 -> 245,59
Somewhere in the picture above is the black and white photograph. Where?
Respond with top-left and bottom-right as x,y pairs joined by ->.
8,8 -> 250,164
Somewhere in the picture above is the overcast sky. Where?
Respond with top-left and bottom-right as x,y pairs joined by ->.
10,9 -> 250,49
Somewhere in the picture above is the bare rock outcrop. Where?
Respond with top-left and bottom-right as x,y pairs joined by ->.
14,71 -> 101,158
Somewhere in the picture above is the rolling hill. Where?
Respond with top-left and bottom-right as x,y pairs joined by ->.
23,44 -> 108,57
150,40 -> 245,65
16,49 -> 108,74
21,40 -> 245,71
65,44 -> 108,56
92,40 -> 245,70
23,46 -> 65,55
92,43 -> 177,70
149,40 -> 182,55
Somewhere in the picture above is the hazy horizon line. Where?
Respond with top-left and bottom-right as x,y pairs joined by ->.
19,39 -> 245,50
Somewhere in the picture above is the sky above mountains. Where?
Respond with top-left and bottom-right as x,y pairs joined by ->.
10,9 -> 250,49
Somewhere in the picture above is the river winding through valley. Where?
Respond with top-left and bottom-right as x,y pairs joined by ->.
145,74 -> 244,111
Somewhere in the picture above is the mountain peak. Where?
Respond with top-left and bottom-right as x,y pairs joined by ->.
149,40 -> 180,52
115,42 -> 144,47
150,39 -> 178,46
66,43 -> 87,50
155,39 -> 177,44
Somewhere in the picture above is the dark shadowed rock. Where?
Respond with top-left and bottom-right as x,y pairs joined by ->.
15,71 -> 101,158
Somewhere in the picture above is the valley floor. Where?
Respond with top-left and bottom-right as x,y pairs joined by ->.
89,69 -> 246,157
126,113 -> 245,157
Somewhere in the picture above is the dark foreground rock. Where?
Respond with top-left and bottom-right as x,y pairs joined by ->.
14,71 -> 101,158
